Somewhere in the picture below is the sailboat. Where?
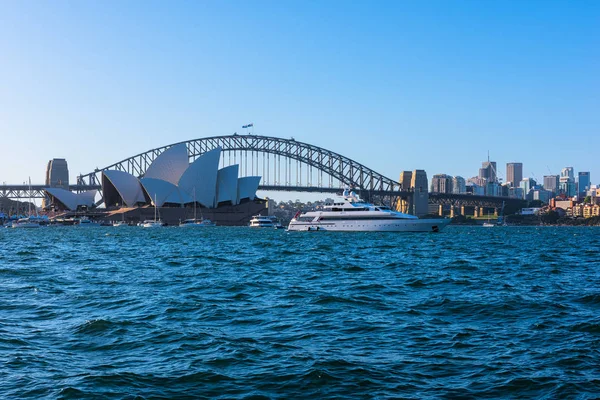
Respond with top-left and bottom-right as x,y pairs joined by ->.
179,188 -> 216,227
13,177 -> 41,229
141,195 -> 163,228
113,212 -> 127,227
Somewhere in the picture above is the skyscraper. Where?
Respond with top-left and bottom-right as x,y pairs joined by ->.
506,162 -> 523,187
452,176 -> 466,194
479,161 -> 497,183
560,167 -> 576,197
520,178 -> 537,199
430,174 -> 453,193
578,172 -> 591,198
543,175 -> 559,196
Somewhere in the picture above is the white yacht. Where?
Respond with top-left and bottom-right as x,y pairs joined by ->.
13,178 -> 40,229
249,215 -> 283,228
179,218 -> 216,227
142,195 -> 163,228
179,189 -> 216,227
287,190 -> 450,232
112,220 -> 128,227
13,217 -> 41,229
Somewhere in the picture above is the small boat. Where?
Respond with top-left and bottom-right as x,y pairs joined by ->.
142,195 -> 163,228
13,217 -> 41,229
112,220 -> 128,227
249,215 -> 282,228
76,216 -> 100,227
12,178 -> 40,229
180,187 -> 215,227
482,222 -> 495,227
179,218 -> 216,227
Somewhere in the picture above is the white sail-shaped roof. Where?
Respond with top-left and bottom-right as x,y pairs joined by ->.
77,190 -> 98,207
216,165 -> 239,205
140,177 -> 191,207
144,143 -> 189,185
237,176 -> 261,203
44,188 -> 97,210
102,170 -> 146,207
178,147 -> 221,208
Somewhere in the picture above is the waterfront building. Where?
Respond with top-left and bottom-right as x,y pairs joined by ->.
543,175 -> 559,196
452,176 -> 466,194
46,145 -> 261,211
506,163 -> 523,188
44,188 -> 97,211
582,204 -> 600,218
430,174 -> 453,194
578,172 -> 590,198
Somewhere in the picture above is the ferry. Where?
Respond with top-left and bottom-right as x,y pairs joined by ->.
287,190 -> 450,232
249,215 -> 284,229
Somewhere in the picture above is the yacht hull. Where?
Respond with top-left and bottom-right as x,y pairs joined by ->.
287,218 -> 450,232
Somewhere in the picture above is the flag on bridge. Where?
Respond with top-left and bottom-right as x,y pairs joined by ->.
247,123 -> 253,127
242,125 -> 248,129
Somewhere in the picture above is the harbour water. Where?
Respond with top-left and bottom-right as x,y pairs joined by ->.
1,226 -> 600,398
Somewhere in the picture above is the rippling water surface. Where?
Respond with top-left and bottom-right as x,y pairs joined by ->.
1,226 -> 600,398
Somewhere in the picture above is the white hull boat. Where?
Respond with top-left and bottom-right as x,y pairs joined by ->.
287,190 -> 450,233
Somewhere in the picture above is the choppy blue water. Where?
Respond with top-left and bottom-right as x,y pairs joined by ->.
1,226 -> 600,399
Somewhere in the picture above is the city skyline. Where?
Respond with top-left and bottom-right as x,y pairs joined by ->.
0,1 -> 598,188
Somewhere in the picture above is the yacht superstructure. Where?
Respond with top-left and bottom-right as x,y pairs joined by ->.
287,190 -> 450,232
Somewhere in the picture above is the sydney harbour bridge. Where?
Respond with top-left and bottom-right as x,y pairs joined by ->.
0,134 -> 525,215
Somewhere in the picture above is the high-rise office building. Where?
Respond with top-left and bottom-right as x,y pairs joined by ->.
479,160 -> 497,183
520,178 -> 537,199
560,167 -> 576,197
578,172 -> 591,197
543,175 -> 559,196
452,176 -> 466,194
430,174 -> 453,194
506,162 -> 523,187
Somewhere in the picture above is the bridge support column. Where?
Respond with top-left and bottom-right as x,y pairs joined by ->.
450,206 -> 455,218
474,207 -> 479,218
438,204 -> 443,217
460,205 -> 465,216
479,207 -> 485,217
494,208 -> 499,217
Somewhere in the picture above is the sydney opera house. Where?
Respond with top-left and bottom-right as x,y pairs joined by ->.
43,145 -> 265,225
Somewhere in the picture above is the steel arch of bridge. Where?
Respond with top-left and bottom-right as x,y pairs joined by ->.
77,134 -> 408,198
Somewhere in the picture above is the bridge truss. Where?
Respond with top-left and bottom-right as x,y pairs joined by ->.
76,134 -> 411,205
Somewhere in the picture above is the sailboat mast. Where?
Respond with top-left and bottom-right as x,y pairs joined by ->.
28,177 -> 32,217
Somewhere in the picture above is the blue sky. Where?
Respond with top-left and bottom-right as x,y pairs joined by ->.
1,1 -> 598,195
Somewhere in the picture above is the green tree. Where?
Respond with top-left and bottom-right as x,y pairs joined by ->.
584,196 -> 591,204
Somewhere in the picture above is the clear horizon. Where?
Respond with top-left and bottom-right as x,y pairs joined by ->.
1,1 -> 598,192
